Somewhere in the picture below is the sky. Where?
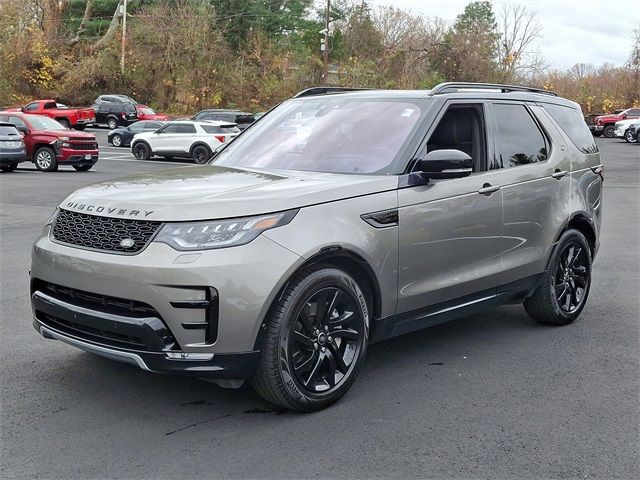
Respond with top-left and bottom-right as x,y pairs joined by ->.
365,0 -> 640,70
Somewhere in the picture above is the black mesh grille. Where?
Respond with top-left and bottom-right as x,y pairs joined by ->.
52,209 -> 162,253
68,143 -> 97,150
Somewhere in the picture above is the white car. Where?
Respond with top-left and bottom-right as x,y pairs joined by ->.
131,120 -> 240,163
613,118 -> 639,139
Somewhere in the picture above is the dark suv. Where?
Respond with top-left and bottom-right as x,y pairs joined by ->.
192,109 -> 255,130
92,95 -> 138,129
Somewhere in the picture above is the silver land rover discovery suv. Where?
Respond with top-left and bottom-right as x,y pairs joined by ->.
31,83 -> 603,411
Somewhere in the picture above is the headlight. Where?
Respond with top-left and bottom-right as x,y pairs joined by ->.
154,210 -> 298,251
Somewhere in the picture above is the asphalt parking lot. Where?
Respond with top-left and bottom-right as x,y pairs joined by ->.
0,137 -> 638,479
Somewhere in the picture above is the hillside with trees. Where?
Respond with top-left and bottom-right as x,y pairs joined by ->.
0,0 -> 638,114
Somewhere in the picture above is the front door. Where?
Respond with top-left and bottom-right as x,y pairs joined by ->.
396,102 -> 504,323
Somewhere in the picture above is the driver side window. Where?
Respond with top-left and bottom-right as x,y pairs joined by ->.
421,104 -> 486,173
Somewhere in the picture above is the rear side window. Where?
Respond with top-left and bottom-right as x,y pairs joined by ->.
176,124 -> 196,133
0,125 -> 20,135
201,124 -> 240,134
492,103 -> 548,169
543,103 -> 598,154
44,102 -> 57,109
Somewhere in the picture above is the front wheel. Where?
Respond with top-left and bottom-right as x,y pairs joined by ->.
73,164 -> 93,171
252,266 -> 369,412
34,147 -> 58,172
624,129 -> 634,143
524,229 -> 592,325
111,134 -> 123,147
191,145 -> 211,164
132,142 -> 151,160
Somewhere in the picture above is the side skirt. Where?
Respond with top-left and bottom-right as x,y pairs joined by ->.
370,273 -> 544,343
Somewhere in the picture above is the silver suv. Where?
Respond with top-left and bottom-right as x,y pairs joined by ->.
30,83 -> 603,411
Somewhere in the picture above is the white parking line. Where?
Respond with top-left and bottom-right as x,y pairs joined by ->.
98,156 -> 190,166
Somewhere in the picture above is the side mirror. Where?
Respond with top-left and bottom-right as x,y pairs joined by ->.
416,149 -> 473,179
622,113 -> 628,119
16,126 -> 28,134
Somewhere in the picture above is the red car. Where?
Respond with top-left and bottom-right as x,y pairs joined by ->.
591,107 -> 640,137
6,100 -> 95,130
135,105 -> 170,121
0,112 -> 98,171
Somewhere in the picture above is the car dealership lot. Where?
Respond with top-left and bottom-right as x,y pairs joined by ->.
0,139 -> 638,478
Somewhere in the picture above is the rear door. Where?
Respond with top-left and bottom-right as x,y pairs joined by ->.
487,102 -> 571,286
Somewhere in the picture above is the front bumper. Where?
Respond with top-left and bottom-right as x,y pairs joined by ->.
0,149 -> 27,165
34,318 -> 260,378
31,227 -> 302,359
589,125 -> 603,132
614,126 -> 626,137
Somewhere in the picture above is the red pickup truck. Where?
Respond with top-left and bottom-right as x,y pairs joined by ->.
590,107 -> 640,137
6,100 -> 95,130
0,111 -> 98,171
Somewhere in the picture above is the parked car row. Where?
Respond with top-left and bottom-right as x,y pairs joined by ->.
587,107 -> 640,137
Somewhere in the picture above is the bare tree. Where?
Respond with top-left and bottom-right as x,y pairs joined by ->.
498,4 -> 545,83
70,0 -> 94,45
93,0 -> 123,51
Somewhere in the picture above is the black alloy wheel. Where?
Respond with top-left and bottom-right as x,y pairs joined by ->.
252,266 -> 369,412
524,229 -> 592,325
192,145 -> 211,164
288,287 -> 364,395
552,242 -> 589,314
133,142 -> 151,160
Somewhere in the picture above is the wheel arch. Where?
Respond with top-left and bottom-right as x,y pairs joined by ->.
54,116 -> 71,125
251,246 -> 383,351
555,213 -> 597,256
189,141 -> 212,155
32,143 -> 56,162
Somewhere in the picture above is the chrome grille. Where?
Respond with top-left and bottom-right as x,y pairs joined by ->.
51,209 -> 162,253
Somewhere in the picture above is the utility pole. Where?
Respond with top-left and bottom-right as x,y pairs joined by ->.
322,0 -> 330,85
120,0 -> 128,75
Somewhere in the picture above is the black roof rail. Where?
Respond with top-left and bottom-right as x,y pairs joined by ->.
430,82 -> 557,97
292,87 -> 373,98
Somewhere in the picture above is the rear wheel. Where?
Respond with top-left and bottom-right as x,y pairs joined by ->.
191,145 -> 211,164
524,229 -> 592,325
34,147 -> 58,172
111,134 -> 123,147
107,117 -> 119,130
252,266 -> 369,412
603,125 -> 616,138
57,118 -> 71,129
1,164 -> 17,172
75,125 -> 86,131
132,142 -> 151,160
73,164 -> 93,172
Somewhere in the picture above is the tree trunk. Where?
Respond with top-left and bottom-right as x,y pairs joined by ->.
93,0 -> 123,51
70,0 -> 94,45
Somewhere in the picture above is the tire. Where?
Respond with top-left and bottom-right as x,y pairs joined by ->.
107,117 -> 119,130
57,118 -> 71,129
603,125 -> 616,138
34,147 -> 58,172
75,125 -> 86,131
191,145 -> 211,164
132,142 -> 151,160
251,265 -> 369,412
624,129 -> 634,143
111,134 -> 123,147
73,164 -> 93,171
524,229 -> 592,326
1,164 -> 17,172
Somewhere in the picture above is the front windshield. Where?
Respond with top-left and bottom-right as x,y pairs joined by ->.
26,115 -> 66,130
213,97 -> 425,174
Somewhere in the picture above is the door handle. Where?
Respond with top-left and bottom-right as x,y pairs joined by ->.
478,183 -> 500,195
552,170 -> 568,179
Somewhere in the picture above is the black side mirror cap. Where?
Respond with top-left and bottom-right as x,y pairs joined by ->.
416,149 -> 473,179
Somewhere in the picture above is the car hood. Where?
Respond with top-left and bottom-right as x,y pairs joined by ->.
59,165 -> 398,221
33,128 -> 95,139
614,119 -> 638,127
